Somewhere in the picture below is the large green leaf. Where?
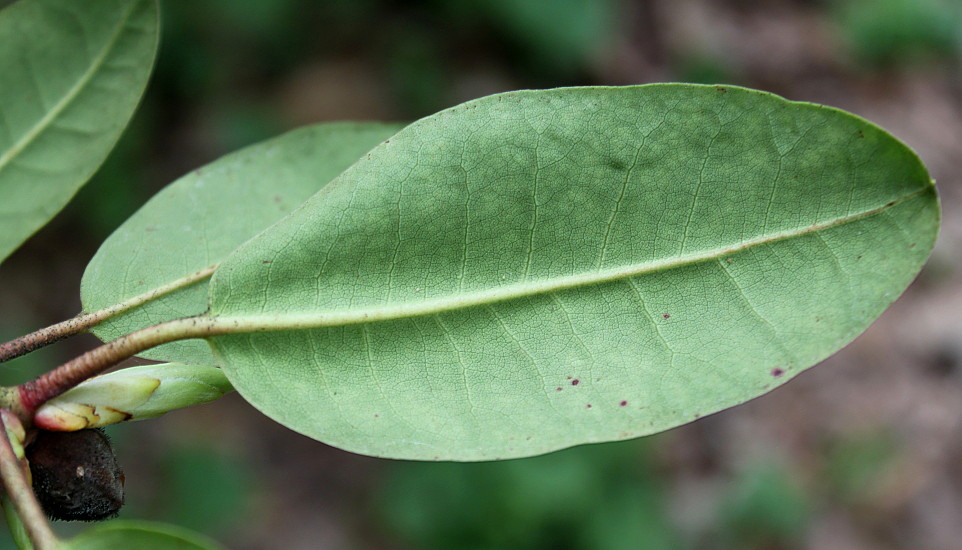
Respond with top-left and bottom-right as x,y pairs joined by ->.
205,85 -> 938,460
0,0 -> 158,263
63,520 -> 222,550
81,122 -> 402,364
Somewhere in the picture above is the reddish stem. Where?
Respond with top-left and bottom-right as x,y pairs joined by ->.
0,411 -> 60,549
0,314 -> 93,364
17,316 -> 217,415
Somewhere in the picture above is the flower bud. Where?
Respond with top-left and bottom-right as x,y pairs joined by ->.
34,364 -> 233,431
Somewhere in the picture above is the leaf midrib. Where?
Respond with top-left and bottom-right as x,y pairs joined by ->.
208,187 -> 931,332
0,1 -> 137,177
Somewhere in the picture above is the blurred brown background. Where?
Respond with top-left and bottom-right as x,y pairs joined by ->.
0,0 -> 960,549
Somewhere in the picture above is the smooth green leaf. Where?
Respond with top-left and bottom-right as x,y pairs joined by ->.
81,122 -> 403,363
206,84 -> 938,460
0,0 -> 158,262
63,520 -> 222,550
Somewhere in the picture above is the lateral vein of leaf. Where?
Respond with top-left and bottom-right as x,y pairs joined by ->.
87,264 -> 217,321
205,188 -> 928,334
0,1 -> 137,176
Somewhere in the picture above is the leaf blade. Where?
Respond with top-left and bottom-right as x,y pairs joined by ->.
207,85 -> 938,460
81,122 -> 403,364
0,0 -> 158,262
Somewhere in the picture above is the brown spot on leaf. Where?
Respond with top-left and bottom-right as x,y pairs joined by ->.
771,367 -> 785,377
662,313 -> 670,319
620,400 -> 628,407
571,379 -> 580,386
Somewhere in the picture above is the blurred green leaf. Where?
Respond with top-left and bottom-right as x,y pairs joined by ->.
824,431 -> 899,504
208,101 -> 286,153
719,465 -> 811,548
154,1 -> 308,102
477,0 -> 616,76
63,520 -> 223,550
200,0 -> 300,39
379,440 -> 681,550
672,53 -> 736,86
388,30 -> 449,117
154,447 -> 251,536
0,0 -> 158,262
836,0 -> 962,68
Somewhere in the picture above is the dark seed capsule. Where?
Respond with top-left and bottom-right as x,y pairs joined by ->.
26,428 -> 125,522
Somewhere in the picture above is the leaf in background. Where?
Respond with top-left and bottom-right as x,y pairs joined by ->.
81,122 -> 402,364
379,440 -> 682,549
482,0 -> 615,76
0,0 -> 158,263
206,85 -> 939,460
153,447 -> 252,537
63,520 -> 222,550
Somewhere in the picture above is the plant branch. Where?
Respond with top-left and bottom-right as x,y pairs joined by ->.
0,265 -> 216,364
16,316 -> 223,417
0,314 -> 100,365
0,412 -> 58,550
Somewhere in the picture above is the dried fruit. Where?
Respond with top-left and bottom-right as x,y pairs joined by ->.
26,428 -> 124,521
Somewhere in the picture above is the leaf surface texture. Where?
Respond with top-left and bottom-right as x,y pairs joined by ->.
204,85 -> 939,460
